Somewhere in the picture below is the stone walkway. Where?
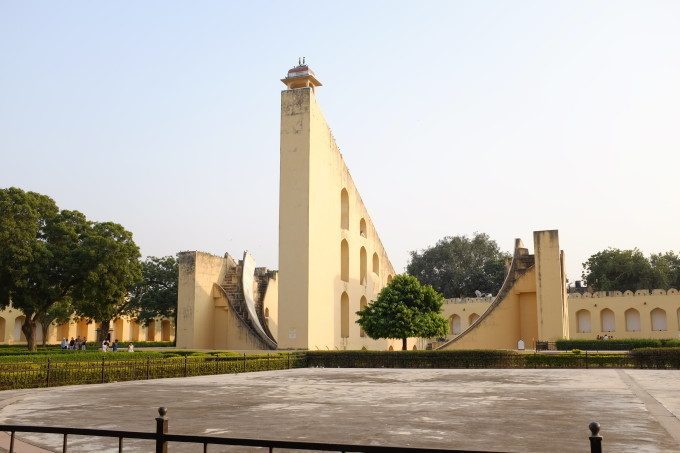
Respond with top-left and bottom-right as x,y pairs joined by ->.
0,368 -> 679,452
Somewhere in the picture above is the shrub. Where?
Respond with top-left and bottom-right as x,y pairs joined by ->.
555,339 -> 664,351
629,348 -> 680,369
305,350 -> 523,369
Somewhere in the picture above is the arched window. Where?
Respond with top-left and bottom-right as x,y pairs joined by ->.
468,313 -> 480,325
651,308 -> 667,331
359,218 -> 367,237
146,321 -> 156,341
360,247 -> 367,285
161,320 -> 172,341
130,322 -> 140,341
372,253 -> 379,275
387,274 -> 394,284
341,292 -> 349,338
340,189 -> 349,230
0,317 -> 6,343
359,296 -> 368,338
625,308 -> 641,332
576,309 -> 591,333
600,308 -> 615,332
450,315 -> 462,335
340,240 -> 349,282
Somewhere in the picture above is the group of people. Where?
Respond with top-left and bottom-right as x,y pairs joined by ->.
59,336 -> 135,352
60,336 -> 88,350
596,334 -> 615,340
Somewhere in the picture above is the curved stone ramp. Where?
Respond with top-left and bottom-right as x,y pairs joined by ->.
437,238 -> 536,350
213,284 -> 277,350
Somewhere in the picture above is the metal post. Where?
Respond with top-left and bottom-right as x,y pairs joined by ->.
287,353 -> 291,369
46,358 -> 51,387
146,358 -> 151,380
243,353 -> 246,372
118,437 -> 123,453
585,350 -> 589,369
63,433 -> 68,452
214,356 -> 218,374
101,358 -> 105,383
267,353 -> 270,370
155,407 -> 168,453
589,421 -> 602,453
9,431 -> 14,453
184,355 -> 188,377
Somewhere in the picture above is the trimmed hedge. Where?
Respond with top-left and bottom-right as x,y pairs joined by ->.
555,339 -> 680,351
306,350 -> 524,368
629,348 -> 680,369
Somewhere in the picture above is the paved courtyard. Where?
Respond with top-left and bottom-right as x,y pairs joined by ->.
0,368 -> 679,452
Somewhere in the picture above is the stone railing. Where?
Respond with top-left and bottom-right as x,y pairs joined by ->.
443,296 -> 494,304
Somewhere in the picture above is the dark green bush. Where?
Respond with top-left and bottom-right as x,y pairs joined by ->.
305,350 -> 523,369
629,348 -> 680,369
555,339 -> 669,351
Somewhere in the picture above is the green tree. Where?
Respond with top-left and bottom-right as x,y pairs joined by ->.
582,248 -> 657,291
356,274 -> 448,350
130,255 -> 178,326
407,233 -> 510,298
650,252 -> 680,290
73,222 -> 142,342
0,188 -> 89,351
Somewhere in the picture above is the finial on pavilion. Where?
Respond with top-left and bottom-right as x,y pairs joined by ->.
281,59 -> 322,91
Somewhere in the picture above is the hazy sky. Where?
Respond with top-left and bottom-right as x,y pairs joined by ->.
2,1 -> 679,283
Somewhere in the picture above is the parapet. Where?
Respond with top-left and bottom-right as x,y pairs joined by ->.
568,288 -> 679,299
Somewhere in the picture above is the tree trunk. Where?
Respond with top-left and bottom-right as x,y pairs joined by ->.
21,317 -> 37,352
402,337 -> 407,351
41,321 -> 50,347
98,319 -> 111,343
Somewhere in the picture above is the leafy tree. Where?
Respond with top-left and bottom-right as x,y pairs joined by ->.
582,248 -> 657,291
72,222 -> 142,342
650,252 -> 680,290
407,233 -> 510,298
130,255 -> 178,326
356,274 -> 448,350
37,299 -> 74,346
0,188 -> 88,351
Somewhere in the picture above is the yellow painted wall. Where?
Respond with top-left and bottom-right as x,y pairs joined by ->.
278,86 -> 402,351
534,230 -> 569,341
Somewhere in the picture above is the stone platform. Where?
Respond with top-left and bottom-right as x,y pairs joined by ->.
0,368 -> 679,452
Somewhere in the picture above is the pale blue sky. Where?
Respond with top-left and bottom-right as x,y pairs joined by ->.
2,1 -> 679,283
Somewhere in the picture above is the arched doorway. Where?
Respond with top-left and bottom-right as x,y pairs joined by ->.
161,320 -> 172,341
450,315 -> 462,335
468,313 -> 480,326
576,310 -> 591,333
146,321 -> 156,341
651,308 -> 667,331
13,316 -> 26,342
625,309 -> 641,332
340,292 -> 349,338
359,296 -> 367,338
600,308 -> 615,332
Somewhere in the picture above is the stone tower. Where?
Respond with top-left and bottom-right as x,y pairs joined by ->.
277,61 -> 400,350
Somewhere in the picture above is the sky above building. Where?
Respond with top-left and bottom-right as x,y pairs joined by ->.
1,1 -> 679,284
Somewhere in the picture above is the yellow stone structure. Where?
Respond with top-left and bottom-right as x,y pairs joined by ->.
439,230 -> 680,349
174,63 -> 680,351
0,309 -> 173,345
176,62 -> 405,351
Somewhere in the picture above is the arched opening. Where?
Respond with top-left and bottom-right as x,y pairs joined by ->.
359,296 -> 368,338
372,253 -> 379,275
450,315 -> 462,335
35,321 -> 43,344
340,240 -> 349,282
13,316 -> 26,342
651,308 -> 667,331
359,218 -> 367,237
130,322 -> 140,341
576,309 -> 591,333
340,292 -> 349,338
677,307 -> 680,331
387,274 -> 393,284
340,189 -> 349,230
265,307 -> 270,318
360,247 -> 367,285
161,320 -> 172,341
76,319 -> 89,340
146,321 -> 156,341
625,308 -> 641,332
468,313 -> 480,325
114,318 -> 124,342
57,323 -> 70,340
600,308 -> 615,332
0,317 -> 6,342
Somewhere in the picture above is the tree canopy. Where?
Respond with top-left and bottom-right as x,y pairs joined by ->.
130,255 -> 178,326
583,248 -> 680,292
406,233 -> 510,298
356,274 -> 448,350
0,187 -> 143,350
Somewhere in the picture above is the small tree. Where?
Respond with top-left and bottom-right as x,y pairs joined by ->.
356,274 -> 448,350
